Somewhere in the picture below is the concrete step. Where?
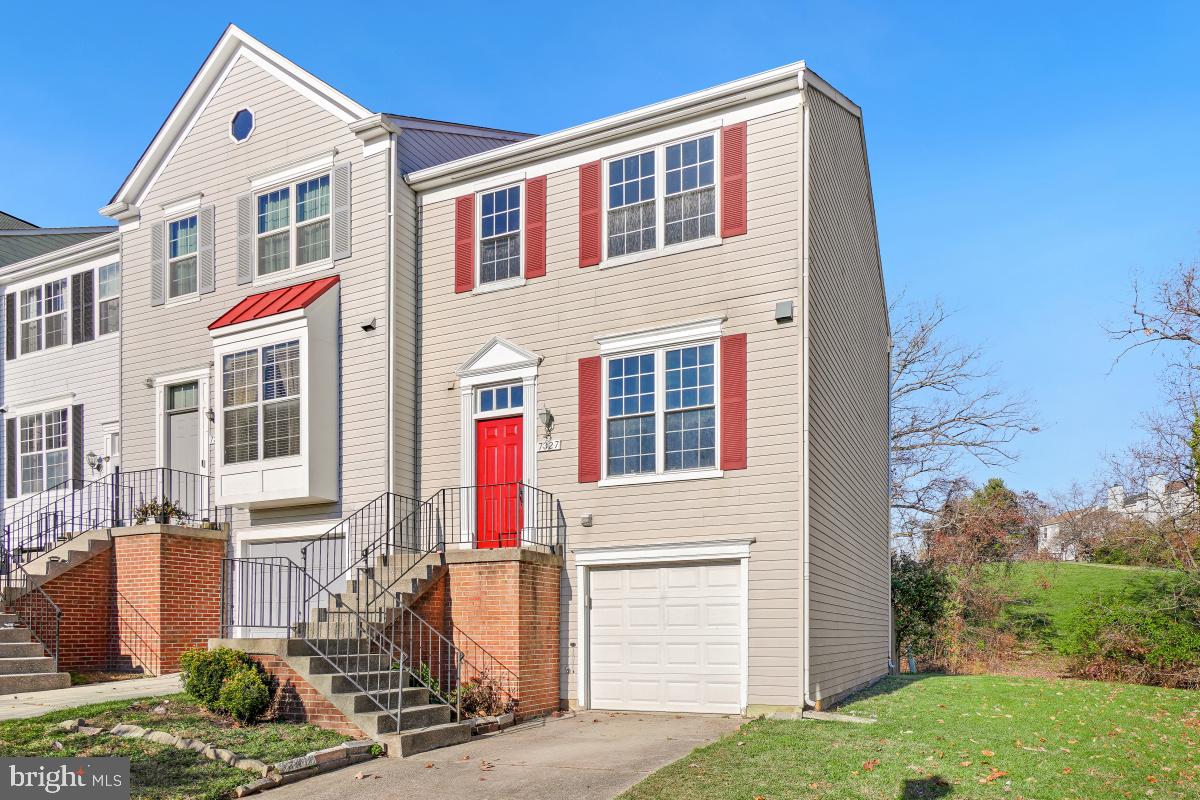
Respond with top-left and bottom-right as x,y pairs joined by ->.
0,671 -> 69,693
330,669 -> 411,694
0,613 -> 18,625
351,685 -> 430,712
308,653 -> 396,675
370,702 -> 452,734
0,641 -> 45,658
0,656 -> 56,675
381,721 -> 472,758
0,627 -> 33,644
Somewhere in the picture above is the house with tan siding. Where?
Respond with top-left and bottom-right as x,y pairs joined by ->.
0,24 -> 890,752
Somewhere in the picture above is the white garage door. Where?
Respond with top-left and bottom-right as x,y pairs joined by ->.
589,561 -> 743,713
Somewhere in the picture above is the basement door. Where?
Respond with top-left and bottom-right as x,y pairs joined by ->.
588,561 -> 743,713
475,415 -> 522,548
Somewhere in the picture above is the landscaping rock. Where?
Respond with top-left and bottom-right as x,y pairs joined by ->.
174,737 -> 195,750
111,724 -> 146,738
276,766 -> 319,786
186,739 -> 208,753
77,726 -> 103,737
201,745 -> 219,760
57,719 -> 83,732
273,754 -> 317,774
310,745 -> 349,766
235,776 -> 281,797
145,730 -> 180,746
342,740 -> 375,757
150,705 -> 168,715
214,748 -> 239,766
233,758 -> 269,777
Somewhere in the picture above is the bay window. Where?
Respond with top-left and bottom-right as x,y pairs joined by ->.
604,340 -> 718,479
19,408 -> 69,494
222,340 -> 301,465
256,174 -> 331,278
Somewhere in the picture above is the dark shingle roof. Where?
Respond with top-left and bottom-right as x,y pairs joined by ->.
0,226 -> 116,268
0,211 -> 38,231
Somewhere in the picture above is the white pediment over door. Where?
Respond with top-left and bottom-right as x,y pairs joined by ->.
457,337 -> 541,386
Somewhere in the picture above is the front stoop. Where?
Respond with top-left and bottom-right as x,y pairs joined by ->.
0,613 -> 70,693
210,637 -> 471,757
2,529 -> 113,603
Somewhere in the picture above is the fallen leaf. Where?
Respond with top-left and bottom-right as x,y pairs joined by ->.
1063,768 -> 1073,774
353,772 -> 364,780
480,761 -> 495,771
979,769 -> 1008,784
863,758 -> 881,772
961,761 -> 972,767
981,750 -> 995,757
1147,776 -> 1159,784
424,762 -> 434,769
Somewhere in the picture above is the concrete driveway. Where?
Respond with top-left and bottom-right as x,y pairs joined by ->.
271,711 -> 742,800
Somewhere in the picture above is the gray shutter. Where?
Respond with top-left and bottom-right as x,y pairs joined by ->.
150,221 -> 166,306
5,418 -> 16,498
5,293 -> 15,361
332,161 -> 352,261
70,404 -> 84,487
199,204 -> 216,294
71,270 -> 95,344
237,193 -> 253,284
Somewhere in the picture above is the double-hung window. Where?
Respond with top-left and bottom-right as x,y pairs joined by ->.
605,341 -> 718,478
18,409 -> 69,494
479,185 -> 521,285
19,278 -> 67,355
256,174 -> 331,278
222,340 -> 301,465
604,133 -> 718,262
168,215 -> 198,299
97,263 -> 120,335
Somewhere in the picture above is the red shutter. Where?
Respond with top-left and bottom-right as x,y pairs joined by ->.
454,194 -> 474,293
720,122 -> 748,238
720,333 -> 748,470
578,356 -> 602,482
525,176 -> 547,279
578,161 -> 602,267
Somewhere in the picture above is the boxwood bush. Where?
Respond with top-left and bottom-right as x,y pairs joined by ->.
180,647 -> 271,722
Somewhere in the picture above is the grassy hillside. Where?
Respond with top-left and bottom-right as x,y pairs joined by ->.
984,561 -> 1170,652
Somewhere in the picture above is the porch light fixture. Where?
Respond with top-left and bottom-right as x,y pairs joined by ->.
86,451 -> 102,472
538,407 -> 555,438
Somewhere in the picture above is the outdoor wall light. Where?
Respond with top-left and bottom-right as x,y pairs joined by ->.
206,409 -> 216,423
86,451 -> 102,472
538,407 -> 555,437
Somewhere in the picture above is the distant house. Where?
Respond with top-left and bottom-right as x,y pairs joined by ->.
0,212 -> 114,268
1037,475 -> 1194,560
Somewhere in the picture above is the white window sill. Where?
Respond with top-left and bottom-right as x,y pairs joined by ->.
598,468 -> 723,488
598,235 -> 722,271
253,260 -> 334,288
471,276 -> 526,296
165,293 -> 201,308
15,343 -> 70,363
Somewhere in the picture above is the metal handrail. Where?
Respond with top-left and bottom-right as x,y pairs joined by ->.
7,561 -> 62,671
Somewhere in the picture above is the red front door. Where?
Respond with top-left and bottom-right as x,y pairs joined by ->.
475,416 -> 523,548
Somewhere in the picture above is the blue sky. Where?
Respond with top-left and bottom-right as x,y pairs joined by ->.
2,1 -> 1198,498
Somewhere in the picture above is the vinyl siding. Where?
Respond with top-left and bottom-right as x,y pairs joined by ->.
392,153 -> 418,498
121,55 -> 392,535
804,87 -> 891,703
417,103 -> 805,708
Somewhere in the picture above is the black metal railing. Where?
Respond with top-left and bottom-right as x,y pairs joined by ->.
7,561 -> 61,670
422,483 -> 563,553
1,467 -> 232,598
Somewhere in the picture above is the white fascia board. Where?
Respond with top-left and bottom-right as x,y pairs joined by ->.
4,393 -> 77,417
208,308 -> 307,343
0,233 -> 120,285
573,538 -> 755,566
105,24 -> 372,215
248,151 -> 338,191
408,61 -> 807,191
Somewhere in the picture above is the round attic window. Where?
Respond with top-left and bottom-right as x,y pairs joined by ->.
231,109 -> 254,142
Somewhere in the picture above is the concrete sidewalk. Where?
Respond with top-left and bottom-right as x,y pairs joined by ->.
270,711 -> 741,800
0,674 -> 182,721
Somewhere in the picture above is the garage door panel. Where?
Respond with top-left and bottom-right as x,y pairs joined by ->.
589,561 -> 743,714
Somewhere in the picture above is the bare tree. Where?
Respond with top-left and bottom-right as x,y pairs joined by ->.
890,297 -> 1039,544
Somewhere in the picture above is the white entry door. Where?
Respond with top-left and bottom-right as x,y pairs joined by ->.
588,561 -> 743,713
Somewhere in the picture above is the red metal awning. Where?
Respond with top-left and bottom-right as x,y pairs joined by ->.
208,275 -> 339,330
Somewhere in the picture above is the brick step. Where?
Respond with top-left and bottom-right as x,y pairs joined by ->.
0,671 -> 71,694
0,642 -> 46,658
0,656 -> 56,675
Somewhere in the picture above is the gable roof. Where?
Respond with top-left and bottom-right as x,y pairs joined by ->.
209,275 -> 340,330
0,211 -> 37,231
102,25 -> 372,218
0,226 -> 116,268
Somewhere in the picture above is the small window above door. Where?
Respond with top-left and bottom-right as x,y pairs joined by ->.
477,383 -> 524,416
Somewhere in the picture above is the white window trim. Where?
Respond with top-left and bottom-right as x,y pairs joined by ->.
475,182 -> 525,291
598,129 -> 723,271
573,538 -> 753,712
15,406 -> 72,498
96,262 -> 121,339
253,170 -> 334,284
595,317 -> 725,488
153,368 -> 211,473
16,277 -> 70,360
229,107 -> 256,144
219,337 -> 304,468
165,212 -> 200,303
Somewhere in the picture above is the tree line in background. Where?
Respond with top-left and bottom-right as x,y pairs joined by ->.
888,281 -> 1200,689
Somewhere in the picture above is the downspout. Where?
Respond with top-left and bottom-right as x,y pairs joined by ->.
798,73 -> 817,710
386,131 -> 396,495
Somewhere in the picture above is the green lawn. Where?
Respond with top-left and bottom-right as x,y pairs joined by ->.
0,694 -> 352,800
984,562 -> 1170,651
621,674 -> 1200,800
